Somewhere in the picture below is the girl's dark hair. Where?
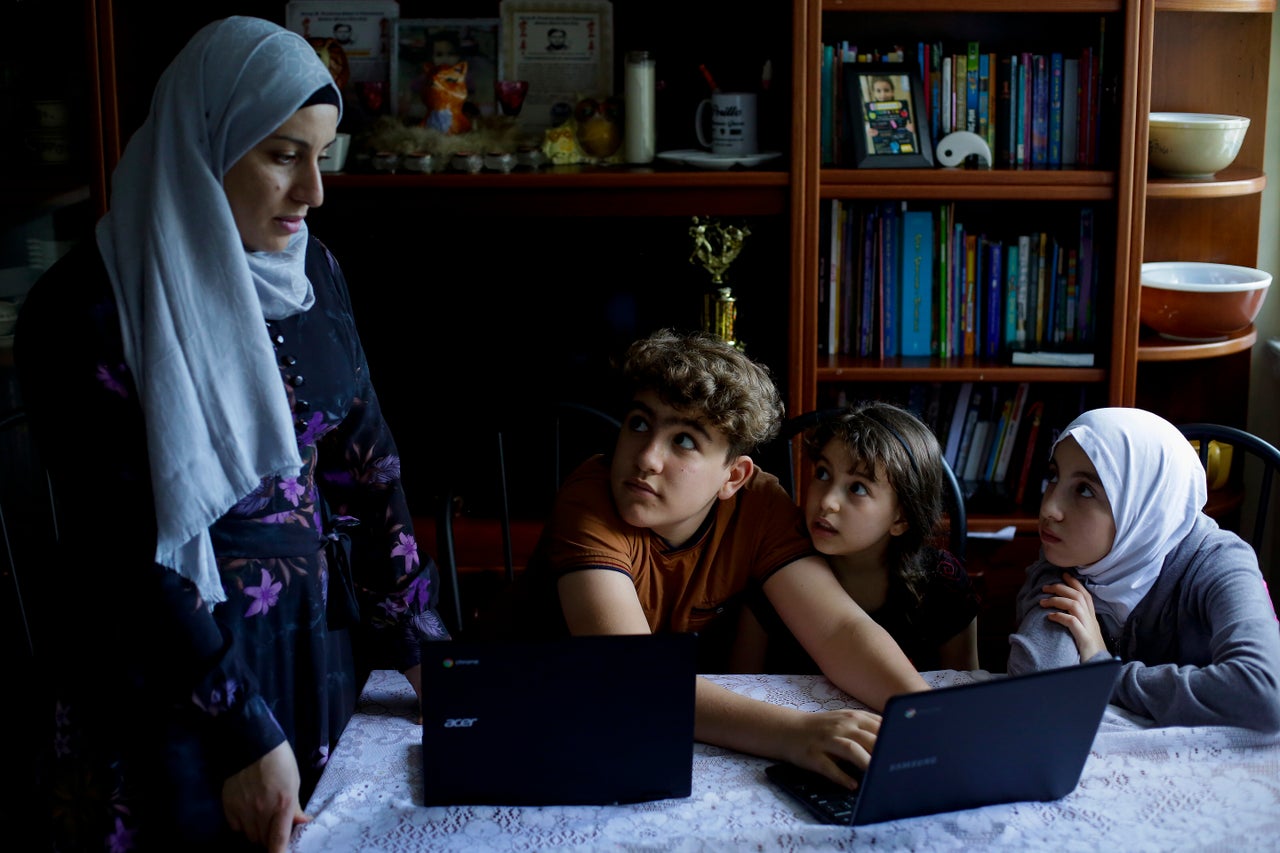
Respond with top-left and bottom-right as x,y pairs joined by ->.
803,400 -> 945,605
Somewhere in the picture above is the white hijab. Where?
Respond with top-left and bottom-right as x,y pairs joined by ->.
1055,407 -> 1207,624
95,17 -> 342,607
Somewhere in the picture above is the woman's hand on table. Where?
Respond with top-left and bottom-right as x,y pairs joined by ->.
221,740 -> 310,853
785,707 -> 882,789
1039,573 -> 1108,662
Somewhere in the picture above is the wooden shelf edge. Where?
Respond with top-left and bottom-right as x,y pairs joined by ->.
1145,167 -> 1266,198
820,168 -> 1115,201
823,1 -> 1122,12
322,169 -> 790,190
1155,0 -> 1274,12
1136,325 -> 1257,361
817,360 -> 1108,382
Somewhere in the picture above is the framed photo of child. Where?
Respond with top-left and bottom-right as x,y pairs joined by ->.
842,64 -> 934,168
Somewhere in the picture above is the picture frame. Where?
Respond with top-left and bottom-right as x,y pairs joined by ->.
390,18 -> 501,124
842,64 -> 934,168
498,0 -> 614,135
285,0 -> 400,85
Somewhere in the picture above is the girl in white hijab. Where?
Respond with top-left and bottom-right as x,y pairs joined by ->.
1006,407 -> 1280,731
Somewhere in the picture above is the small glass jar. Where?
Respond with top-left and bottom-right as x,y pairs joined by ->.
402,151 -> 435,173
451,151 -> 484,174
484,151 -> 517,173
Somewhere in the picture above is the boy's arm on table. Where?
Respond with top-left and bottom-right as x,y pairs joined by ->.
558,567 -> 903,787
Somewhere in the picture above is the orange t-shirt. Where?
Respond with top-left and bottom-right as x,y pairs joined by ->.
531,455 -> 817,646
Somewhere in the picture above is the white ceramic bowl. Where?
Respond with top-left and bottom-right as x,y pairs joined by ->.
1140,261 -> 1271,341
1148,112 -> 1249,178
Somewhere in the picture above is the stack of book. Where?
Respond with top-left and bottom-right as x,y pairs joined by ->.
819,201 -> 1098,365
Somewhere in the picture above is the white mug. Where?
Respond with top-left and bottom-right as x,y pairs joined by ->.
696,92 -> 758,156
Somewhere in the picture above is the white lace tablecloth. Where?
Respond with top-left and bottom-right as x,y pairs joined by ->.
292,669 -> 1280,852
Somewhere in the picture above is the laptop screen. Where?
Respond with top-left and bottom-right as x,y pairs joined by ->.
419,632 -> 697,806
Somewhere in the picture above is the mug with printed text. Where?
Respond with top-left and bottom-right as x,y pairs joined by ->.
695,92 -> 758,156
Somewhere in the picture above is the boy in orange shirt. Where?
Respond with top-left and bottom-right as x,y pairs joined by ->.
519,329 -> 928,790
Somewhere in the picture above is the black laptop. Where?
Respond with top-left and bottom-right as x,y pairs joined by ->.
767,659 -> 1122,826
419,632 -> 697,806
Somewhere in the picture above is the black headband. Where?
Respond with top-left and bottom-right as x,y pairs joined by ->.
860,409 -> 920,477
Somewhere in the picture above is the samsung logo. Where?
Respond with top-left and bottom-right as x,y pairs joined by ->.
444,718 -> 478,728
888,756 -> 938,773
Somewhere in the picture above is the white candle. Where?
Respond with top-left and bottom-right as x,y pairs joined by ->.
624,51 -> 656,164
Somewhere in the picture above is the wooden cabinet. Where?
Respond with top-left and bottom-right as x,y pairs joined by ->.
1129,1 -> 1273,430
56,2 -> 1271,666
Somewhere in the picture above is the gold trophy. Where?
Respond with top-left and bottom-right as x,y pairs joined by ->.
688,216 -> 750,349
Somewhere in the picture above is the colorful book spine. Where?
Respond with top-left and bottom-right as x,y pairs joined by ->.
1062,58 -> 1080,167
986,52 -> 998,154
1031,54 -> 1049,166
941,55 -> 953,134
880,202 -> 900,359
1017,52 -> 1033,166
997,54 -> 1014,167
840,204 -> 857,354
1065,248 -> 1078,344
1048,52 -> 1064,166
1004,242 -> 1020,349
966,42 -> 980,133
1034,232 -> 1049,346
860,205 -> 878,357
994,382 -> 1031,484
821,44 -> 835,164
974,47 -> 987,138
899,210 -> 934,357
936,203 -> 950,357
827,199 -> 841,353
962,234 -> 978,357
1016,234 -> 1031,349
985,238 -> 1003,359
1077,207 -> 1094,344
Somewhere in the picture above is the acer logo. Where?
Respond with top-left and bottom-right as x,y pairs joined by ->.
444,718 -> 478,728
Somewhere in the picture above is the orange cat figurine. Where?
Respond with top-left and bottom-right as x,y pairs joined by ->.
422,61 -> 471,135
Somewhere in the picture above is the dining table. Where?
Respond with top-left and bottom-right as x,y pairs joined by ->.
291,668 -> 1280,851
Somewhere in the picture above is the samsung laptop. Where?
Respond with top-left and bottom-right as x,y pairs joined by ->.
767,658 -> 1122,826
419,632 -> 697,806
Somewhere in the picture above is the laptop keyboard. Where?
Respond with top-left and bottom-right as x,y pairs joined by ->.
765,761 -> 864,825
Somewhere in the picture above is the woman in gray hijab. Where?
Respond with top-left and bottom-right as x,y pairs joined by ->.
16,17 -> 448,851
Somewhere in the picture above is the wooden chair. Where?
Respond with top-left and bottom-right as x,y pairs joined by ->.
434,401 -> 621,637
763,407 -> 968,561
1176,422 -> 1280,557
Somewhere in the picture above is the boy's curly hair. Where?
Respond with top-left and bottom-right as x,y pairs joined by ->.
622,329 -> 785,460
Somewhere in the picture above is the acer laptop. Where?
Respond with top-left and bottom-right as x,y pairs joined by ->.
419,632 -> 697,806
767,658 -> 1122,826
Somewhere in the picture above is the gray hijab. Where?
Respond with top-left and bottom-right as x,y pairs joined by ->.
95,16 -> 341,607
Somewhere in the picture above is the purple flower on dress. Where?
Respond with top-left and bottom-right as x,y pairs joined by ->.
403,572 -> 432,612
280,477 -> 305,506
368,454 -> 401,484
297,411 -> 326,446
95,362 -> 129,398
107,816 -> 136,853
245,568 -> 282,617
391,530 -> 419,572
192,678 -> 239,716
53,730 -> 71,758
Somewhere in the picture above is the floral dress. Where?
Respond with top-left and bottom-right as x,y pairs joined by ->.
16,236 -> 449,851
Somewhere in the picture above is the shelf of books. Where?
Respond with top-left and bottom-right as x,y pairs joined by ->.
809,1 -> 1138,520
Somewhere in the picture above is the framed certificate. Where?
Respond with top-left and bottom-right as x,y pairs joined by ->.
499,0 -> 613,134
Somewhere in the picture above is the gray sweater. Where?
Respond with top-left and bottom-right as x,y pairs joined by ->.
1007,515 -> 1280,732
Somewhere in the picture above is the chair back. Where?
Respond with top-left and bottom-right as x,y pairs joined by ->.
0,409 -> 59,661
765,407 -> 967,561
1176,422 -> 1280,556
435,401 -> 620,637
